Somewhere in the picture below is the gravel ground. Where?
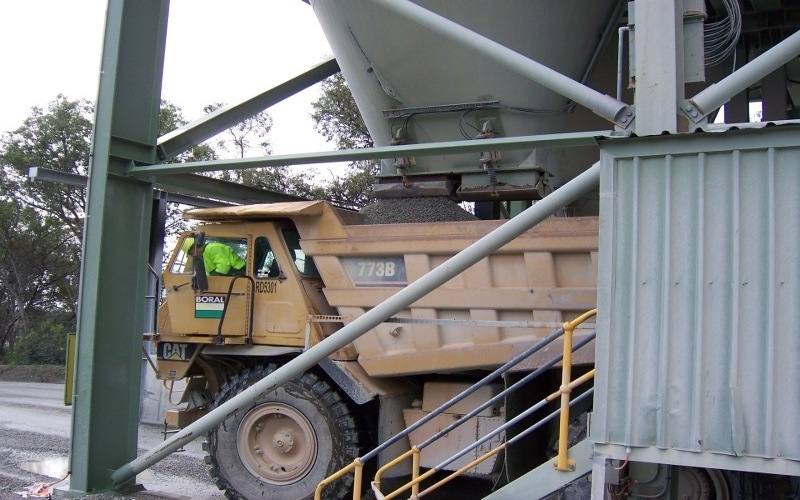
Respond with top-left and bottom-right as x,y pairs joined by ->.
0,428 -> 222,500
360,197 -> 478,224
0,381 -> 222,500
0,365 -> 64,384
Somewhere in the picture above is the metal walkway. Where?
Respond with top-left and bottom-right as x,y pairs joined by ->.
485,439 -> 593,499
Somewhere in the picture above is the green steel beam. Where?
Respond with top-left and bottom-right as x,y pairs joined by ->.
29,167 -> 307,205
157,58 -> 340,160
155,173 -> 307,204
130,130 -> 615,177
29,166 -> 88,188
67,0 -> 168,494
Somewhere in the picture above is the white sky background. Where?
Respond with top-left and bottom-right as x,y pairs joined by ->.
0,0 -> 340,179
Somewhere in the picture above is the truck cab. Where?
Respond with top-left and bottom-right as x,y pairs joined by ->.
156,217 -> 344,383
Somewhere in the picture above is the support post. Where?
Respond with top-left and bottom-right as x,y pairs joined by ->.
590,454 -> 609,499
67,0 -> 168,493
554,321 -> 576,472
633,0 -> 684,135
762,65 -> 788,121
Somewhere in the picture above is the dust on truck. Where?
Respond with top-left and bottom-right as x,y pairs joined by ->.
153,200 -> 598,499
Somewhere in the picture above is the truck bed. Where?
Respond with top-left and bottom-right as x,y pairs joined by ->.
302,216 -> 598,376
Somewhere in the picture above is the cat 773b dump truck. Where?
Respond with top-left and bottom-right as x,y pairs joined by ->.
153,200 -> 598,499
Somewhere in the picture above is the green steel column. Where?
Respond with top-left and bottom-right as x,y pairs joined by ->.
67,0 -> 169,493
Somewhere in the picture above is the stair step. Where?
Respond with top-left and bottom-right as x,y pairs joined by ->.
484,439 -> 593,499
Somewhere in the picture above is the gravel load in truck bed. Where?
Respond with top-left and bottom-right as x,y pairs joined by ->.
360,197 -> 478,224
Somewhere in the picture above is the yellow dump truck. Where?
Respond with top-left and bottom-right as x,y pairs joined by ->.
154,200 -> 597,499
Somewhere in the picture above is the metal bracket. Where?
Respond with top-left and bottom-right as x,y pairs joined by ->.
318,358 -> 377,405
615,105 -> 636,129
680,99 -> 706,124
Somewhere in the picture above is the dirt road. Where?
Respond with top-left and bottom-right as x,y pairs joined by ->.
0,381 -> 222,499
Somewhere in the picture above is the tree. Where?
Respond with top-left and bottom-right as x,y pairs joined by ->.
0,95 -> 92,242
195,102 -> 328,199
0,97 -> 220,361
319,163 -> 379,210
310,73 -> 378,210
311,73 -> 372,150
159,100 -> 219,164
239,166 -> 320,199
204,102 -> 273,159
158,100 -> 220,239
0,199 -> 77,358
11,318 -> 71,365
0,96 -> 88,360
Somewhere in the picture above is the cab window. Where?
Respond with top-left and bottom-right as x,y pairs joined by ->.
282,229 -> 320,278
255,237 -> 281,279
170,236 -> 194,274
170,236 -> 247,276
206,238 -> 247,277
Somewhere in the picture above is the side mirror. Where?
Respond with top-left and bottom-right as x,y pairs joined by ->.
193,231 -> 205,254
191,231 -> 208,291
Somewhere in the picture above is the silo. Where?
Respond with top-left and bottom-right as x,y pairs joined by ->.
309,0 -> 622,204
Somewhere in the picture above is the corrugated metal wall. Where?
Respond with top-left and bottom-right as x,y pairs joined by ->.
593,127 -> 800,475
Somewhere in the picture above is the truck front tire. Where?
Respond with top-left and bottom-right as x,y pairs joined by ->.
205,364 -> 362,499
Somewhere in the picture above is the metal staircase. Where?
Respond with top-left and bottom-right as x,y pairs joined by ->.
316,309 -> 598,500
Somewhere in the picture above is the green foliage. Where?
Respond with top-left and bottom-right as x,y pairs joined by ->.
204,102 -> 273,158
0,197 -> 79,358
0,97 -> 225,360
0,97 -> 87,359
10,319 -> 71,365
159,100 -> 188,134
157,100 -> 218,238
159,99 -> 220,164
238,166 -> 319,199
311,73 -> 373,149
321,161 -> 379,210
0,86 -> 380,362
0,95 -> 92,241
310,73 -> 378,209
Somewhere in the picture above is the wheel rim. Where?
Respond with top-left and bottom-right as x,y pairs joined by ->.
676,467 -> 731,500
237,402 -> 318,485
705,468 -> 731,500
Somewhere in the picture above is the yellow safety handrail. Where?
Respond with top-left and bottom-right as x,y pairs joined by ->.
373,448 -> 413,489
555,308 -> 597,471
391,369 -> 596,499
314,459 -> 362,500
316,308 -> 598,499
418,442 -> 508,497
372,447 -> 422,497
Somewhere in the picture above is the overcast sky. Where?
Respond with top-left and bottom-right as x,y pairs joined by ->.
0,1 -> 336,160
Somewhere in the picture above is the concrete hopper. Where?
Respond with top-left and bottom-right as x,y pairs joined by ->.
309,0 -> 621,203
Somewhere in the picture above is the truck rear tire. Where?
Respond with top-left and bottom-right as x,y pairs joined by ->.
205,364 -> 362,499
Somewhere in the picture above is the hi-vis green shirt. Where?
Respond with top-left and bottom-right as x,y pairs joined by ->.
202,242 -> 246,276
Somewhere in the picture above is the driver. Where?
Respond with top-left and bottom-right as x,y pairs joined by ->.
182,237 -> 246,276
